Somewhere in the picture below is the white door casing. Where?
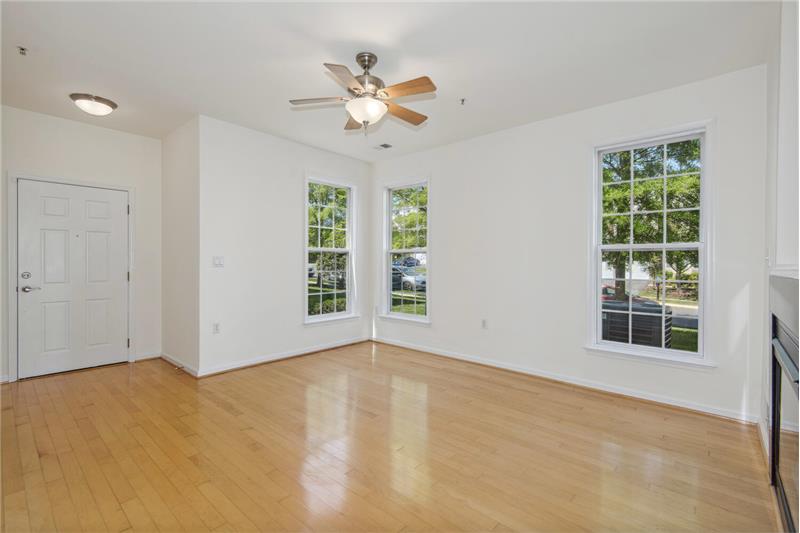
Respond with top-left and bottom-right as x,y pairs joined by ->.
17,179 -> 129,378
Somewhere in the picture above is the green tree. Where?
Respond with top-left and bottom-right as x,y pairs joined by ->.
391,185 -> 428,249
602,139 -> 700,297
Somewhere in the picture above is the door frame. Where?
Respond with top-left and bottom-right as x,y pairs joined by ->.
6,173 -> 136,382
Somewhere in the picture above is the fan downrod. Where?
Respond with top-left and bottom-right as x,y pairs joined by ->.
356,52 -> 378,73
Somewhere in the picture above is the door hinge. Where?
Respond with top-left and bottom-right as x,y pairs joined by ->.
127,338 -> 131,348
127,204 -> 130,215
127,271 -> 130,282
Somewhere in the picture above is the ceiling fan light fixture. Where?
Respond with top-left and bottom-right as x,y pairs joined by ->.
70,93 -> 118,116
345,96 -> 387,126
290,53 -> 435,131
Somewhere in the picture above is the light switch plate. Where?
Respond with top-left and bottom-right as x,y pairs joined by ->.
212,256 -> 224,268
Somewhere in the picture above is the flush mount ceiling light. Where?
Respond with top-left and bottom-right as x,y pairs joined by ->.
69,93 -> 118,116
289,52 -> 436,133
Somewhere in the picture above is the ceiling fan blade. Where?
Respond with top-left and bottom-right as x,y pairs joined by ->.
345,115 -> 362,130
386,102 -> 428,126
289,97 -> 348,105
381,76 -> 436,99
324,63 -> 365,94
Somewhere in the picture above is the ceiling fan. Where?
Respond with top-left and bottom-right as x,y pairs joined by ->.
289,52 -> 436,132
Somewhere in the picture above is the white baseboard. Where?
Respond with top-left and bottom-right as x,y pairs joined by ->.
134,351 -> 162,361
160,352 -> 199,377
195,336 -> 370,377
781,420 -> 800,432
1,353 -> 169,382
374,336 -> 759,423
1,339 -> 368,383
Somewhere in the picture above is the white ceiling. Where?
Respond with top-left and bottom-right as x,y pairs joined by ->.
3,2 -> 778,162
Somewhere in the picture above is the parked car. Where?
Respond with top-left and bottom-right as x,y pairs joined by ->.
392,266 -> 426,292
392,257 -> 421,267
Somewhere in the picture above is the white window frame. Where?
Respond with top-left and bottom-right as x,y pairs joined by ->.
303,176 -> 358,324
379,178 -> 431,324
586,126 -> 715,367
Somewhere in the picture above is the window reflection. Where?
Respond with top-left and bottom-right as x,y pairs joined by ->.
303,374 -> 351,513
390,375 -> 430,498
779,372 -> 799,524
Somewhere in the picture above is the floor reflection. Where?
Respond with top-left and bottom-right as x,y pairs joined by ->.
303,373 -> 351,515
390,375 -> 430,498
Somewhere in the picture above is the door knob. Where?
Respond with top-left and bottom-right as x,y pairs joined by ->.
20,286 -> 41,293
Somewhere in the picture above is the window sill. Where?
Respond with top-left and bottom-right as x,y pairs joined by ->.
584,343 -> 717,368
377,313 -> 431,326
304,313 -> 361,325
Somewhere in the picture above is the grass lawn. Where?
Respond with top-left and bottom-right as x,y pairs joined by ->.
391,303 -> 426,315
391,291 -> 427,316
671,327 -> 698,352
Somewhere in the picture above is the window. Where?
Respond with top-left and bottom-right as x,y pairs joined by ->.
387,184 -> 428,317
597,134 -> 703,356
306,181 -> 352,320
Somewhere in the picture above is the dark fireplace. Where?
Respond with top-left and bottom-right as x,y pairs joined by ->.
770,275 -> 799,532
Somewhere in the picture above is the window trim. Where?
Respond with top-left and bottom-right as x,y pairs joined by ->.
586,124 -> 714,364
303,175 -> 358,324
380,178 -> 431,324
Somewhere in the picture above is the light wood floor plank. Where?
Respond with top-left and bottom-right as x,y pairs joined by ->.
1,341 -> 778,532
45,477 -> 83,532
3,490 -> 31,532
22,468 -> 57,532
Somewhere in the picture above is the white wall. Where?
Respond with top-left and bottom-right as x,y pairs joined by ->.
195,116 -> 372,375
773,0 -> 799,274
372,66 -> 768,421
2,105 -> 163,377
161,117 -> 200,372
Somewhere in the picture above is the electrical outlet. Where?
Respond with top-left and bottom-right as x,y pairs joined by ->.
481,319 -> 488,330
212,256 -> 225,268
212,322 -> 220,334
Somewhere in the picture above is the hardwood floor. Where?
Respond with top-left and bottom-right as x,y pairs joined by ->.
1,341 -> 777,532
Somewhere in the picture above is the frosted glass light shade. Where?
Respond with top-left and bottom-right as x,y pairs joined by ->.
345,96 -> 387,125
70,93 -> 118,116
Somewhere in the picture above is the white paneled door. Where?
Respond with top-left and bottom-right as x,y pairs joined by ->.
17,179 -> 129,378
